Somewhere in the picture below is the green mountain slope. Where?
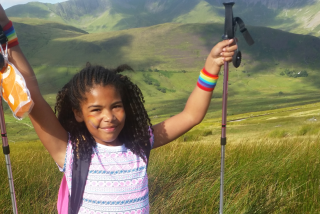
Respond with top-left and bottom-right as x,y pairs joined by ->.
13,18 -> 320,72
11,17 -> 88,58
3,18 -> 320,141
5,2 -> 65,23
10,18 -> 320,117
6,0 -> 320,36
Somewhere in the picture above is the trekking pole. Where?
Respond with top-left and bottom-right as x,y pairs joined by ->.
0,41 -> 18,213
0,96 -> 18,214
219,2 -> 254,214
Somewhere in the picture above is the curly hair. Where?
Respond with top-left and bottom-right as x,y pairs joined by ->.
54,64 -> 153,167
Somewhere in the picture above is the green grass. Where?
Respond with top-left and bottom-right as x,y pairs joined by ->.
149,138 -> 320,213
268,129 -> 288,138
1,101 -> 320,213
0,141 -> 61,213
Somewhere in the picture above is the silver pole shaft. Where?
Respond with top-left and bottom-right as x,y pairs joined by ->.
5,154 -> 18,214
219,145 -> 226,214
219,61 -> 229,214
0,98 -> 18,214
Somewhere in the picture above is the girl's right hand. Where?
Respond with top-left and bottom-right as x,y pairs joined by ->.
0,5 -> 10,28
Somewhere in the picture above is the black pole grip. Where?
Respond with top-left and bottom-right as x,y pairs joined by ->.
3,145 -> 10,155
0,54 -> 4,70
221,137 -> 227,146
223,2 -> 235,39
0,25 -> 8,45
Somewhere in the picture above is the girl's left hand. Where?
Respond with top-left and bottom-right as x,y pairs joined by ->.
204,39 -> 238,75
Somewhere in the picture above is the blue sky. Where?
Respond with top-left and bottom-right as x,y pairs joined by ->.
1,0 -> 67,9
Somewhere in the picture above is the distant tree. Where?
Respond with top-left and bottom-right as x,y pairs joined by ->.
156,86 -> 166,93
297,70 -> 308,77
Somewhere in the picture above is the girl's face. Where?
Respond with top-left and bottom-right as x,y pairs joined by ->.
75,85 -> 126,146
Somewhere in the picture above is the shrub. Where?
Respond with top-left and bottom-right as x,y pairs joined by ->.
143,73 -> 160,86
156,86 -> 166,93
297,70 -> 308,77
283,69 -> 308,78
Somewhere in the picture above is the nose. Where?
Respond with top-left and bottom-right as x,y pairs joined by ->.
102,109 -> 115,122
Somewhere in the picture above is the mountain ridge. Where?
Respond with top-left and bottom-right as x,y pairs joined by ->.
11,17 -> 320,73
6,0 -> 320,36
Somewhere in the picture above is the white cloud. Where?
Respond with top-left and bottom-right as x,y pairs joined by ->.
0,0 -> 68,10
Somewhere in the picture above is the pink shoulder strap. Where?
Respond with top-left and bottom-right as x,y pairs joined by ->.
57,174 -> 69,214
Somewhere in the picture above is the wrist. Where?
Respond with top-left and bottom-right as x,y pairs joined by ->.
1,21 -> 19,49
197,67 -> 219,92
204,61 -> 222,75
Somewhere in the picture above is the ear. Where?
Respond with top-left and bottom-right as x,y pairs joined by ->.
73,109 -> 84,123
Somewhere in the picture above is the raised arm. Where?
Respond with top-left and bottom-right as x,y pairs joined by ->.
152,39 -> 237,148
0,5 -> 67,167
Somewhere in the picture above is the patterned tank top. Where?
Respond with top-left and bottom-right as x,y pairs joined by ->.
59,133 -> 154,214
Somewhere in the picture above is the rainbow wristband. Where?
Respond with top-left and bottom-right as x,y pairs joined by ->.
197,67 -> 219,92
1,21 -> 19,49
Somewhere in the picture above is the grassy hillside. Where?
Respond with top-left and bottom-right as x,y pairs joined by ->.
3,18 -> 320,143
5,2 -> 65,23
11,18 -> 320,71
1,11 -> 320,213
5,0 -> 320,37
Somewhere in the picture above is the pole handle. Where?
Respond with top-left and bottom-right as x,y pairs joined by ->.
223,2 -> 235,39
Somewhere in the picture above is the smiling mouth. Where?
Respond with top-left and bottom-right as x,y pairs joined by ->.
100,126 -> 117,132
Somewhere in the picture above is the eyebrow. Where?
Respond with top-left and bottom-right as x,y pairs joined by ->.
87,101 -> 123,109
87,105 -> 102,109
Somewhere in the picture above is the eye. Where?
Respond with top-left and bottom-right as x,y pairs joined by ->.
113,104 -> 124,109
91,109 -> 101,112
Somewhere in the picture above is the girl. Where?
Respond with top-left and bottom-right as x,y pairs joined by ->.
0,5 -> 237,214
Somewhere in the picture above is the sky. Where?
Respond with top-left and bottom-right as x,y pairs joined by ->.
0,0 -> 67,10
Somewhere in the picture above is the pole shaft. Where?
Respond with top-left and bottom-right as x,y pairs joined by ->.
219,62 -> 229,214
0,98 -> 18,214
5,154 -> 18,214
219,145 -> 226,214
221,62 -> 228,138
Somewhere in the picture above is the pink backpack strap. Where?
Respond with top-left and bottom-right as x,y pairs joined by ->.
57,174 -> 69,214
